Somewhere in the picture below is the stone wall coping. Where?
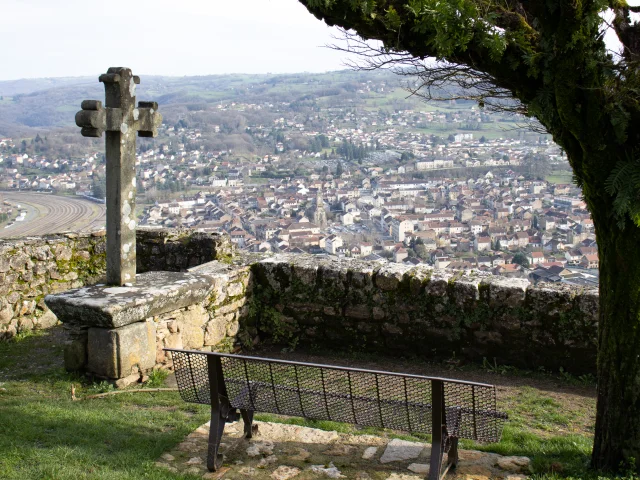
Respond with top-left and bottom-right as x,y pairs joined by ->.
0,226 -> 227,248
45,270 -> 217,329
254,253 -> 599,297
0,230 -> 106,249
188,260 -> 238,276
136,226 -> 229,238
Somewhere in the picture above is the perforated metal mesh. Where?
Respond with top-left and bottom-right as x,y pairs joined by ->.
168,349 -> 506,443
171,348 -> 211,404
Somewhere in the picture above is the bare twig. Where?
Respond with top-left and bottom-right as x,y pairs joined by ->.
73,387 -> 178,401
328,29 -> 531,116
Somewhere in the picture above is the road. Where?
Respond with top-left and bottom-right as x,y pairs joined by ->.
0,192 -> 106,238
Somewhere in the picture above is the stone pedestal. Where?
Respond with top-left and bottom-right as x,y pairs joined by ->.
44,262 -> 251,380
87,321 -> 156,378
45,269 -> 216,379
64,333 -> 88,372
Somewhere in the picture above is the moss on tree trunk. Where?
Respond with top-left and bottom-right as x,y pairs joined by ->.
591,211 -> 640,470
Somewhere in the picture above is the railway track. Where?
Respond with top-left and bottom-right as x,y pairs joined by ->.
0,192 -> 106,238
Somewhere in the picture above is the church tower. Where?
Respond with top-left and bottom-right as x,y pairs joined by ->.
313,190 -> 327,227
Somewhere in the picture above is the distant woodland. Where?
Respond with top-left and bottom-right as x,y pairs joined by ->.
0,71 -> 401,137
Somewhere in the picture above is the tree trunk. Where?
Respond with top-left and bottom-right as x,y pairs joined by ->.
591,202 -> 640,471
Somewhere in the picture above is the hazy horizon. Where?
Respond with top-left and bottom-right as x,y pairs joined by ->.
0,0 -> 357,82
0,69 -> 358,83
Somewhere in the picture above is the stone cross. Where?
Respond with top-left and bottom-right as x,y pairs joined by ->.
75,67 -> 162,286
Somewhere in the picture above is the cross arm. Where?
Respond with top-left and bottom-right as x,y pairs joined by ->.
75,100 -> 162,138
99,70 -> 140,85
75,102 -> 126,138
75,100 -> 106,138
136,101 -> 162,138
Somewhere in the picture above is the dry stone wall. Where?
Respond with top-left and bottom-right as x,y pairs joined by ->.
115,262 -> 250,387
137,228 -> 234,273
0,232 -> 106,339
154,261 -> 251,367
7,226 -> 601,377
245,254 -> 600,374
0,228 -> 235,340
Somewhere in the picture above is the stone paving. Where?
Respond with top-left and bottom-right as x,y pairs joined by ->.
156,420 -> 531,480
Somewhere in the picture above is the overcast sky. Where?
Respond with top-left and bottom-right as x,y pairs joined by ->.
0,0 -> 353,81
0,0 -> 633,81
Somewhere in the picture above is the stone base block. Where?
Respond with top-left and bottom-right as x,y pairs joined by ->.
64,336 -> 87,372
87,320 -> 156,379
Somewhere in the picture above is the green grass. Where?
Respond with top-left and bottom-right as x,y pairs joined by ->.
512,387 -> 576,432
482,427 -> 593,477
0,328 -> 628,480
146,369 -> 170,388
0,329 -> 209,480
245,176 -> 269,185
546,170 -> 574,184
486,386 -> 591,476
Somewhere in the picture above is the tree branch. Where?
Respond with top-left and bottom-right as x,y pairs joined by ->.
613,5 -> 640,62
302,0 -> 543,110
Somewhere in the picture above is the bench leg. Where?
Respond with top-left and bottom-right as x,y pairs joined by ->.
447,437 -> 459,469
240,409 -> 254,439
429,436 -> 458,480
429,379 -> 447,480
207,407 -> 227,472
428,432 -> 444,480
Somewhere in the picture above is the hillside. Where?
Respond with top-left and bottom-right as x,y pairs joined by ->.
0,70 -> 408,136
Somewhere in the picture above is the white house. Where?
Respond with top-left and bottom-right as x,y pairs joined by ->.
342,212 -> 354,226
392,217 -> 414,242
325,234 -> 344,255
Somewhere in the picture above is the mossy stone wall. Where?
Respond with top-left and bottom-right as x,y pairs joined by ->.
137,228 -> 234,273
0,228 -> 235,340
244,254 -> 599,374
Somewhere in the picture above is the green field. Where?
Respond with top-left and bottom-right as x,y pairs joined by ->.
546,170 -> 574,184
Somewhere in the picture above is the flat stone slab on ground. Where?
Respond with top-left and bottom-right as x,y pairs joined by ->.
158,420 -> 531,479
379,439 -> 424,464
385,474 -> 422,480
362,446 -> 378,460
496,456 -> 532,473
271,465 -> 301,480
253,421 -> 340,444
407,463 -> 430,475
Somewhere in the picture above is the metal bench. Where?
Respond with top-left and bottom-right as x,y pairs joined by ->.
165,349 -> 508,480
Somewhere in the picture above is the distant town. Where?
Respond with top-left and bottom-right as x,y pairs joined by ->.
0,73 -> 595,286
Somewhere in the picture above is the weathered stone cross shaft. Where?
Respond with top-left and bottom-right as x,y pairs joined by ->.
75,67 -> 162,286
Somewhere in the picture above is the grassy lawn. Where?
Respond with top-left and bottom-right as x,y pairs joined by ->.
546,170 -> 574,184
245,176 -> 269,185
0,328 -> 629,480
0,328 -> 209,480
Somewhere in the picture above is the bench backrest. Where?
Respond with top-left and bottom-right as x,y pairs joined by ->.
167,349 -> 506,443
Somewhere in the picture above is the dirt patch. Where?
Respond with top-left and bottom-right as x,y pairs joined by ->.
158,420 -> 533,480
